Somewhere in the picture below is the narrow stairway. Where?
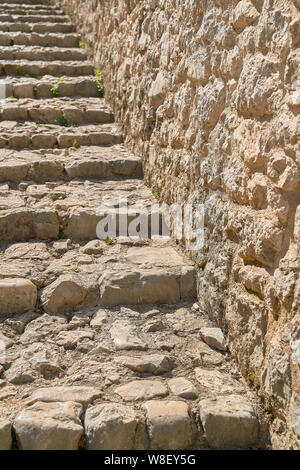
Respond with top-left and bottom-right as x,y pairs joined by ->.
0,0 -> 267,451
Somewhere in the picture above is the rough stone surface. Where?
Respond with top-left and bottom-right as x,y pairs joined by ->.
0,419 -> 12,450
168,377 -> 198,399
199,395 -> 259,449
26,386 -> 101,407
144,400 -> 196,450
14,401 -> 83,450
85,403 -> 147,450
115,380 -> 168,402
0,278 -> 37,316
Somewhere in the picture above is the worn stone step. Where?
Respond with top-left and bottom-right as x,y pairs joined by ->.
0,14 -> 70,23
0,243 -> 197,309
0,22 -> 74,33
0,8 -> 64,15
0,32 -> 80,48
0,122 -> 122,150
0,46 -> 86,62
0,179 -> 163,242
0,0 -> 51,4
0,145 -> 143,182
0,3 -> 59,12
0,59 -> 93,77
0,98 -> 114,125
4,76 -> 99,98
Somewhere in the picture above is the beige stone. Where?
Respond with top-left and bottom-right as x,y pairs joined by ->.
26,386 -> 101,408
199,395 -> 259,449
115,380 -> 168,402
0,419 -> 12,450
0,278 -> 37,316
14,401 -> 83,450
110,320 -> 147,351
85,403 -> 147,450
144,400 -> 196,450
117,354 -> 171,375
168,377 -> 198,399
195,368 -> 245,395
200,327 -> 227,352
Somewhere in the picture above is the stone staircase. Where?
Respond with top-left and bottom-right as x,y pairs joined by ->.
0,0 -> 267,450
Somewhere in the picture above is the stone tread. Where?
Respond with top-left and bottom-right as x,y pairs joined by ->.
0,59 -> 94,76
0,145 -> 143,182
0,179 -> 162,242
0,14 -> 70,23
3,76 -> 99,98
0,121 -> 123,149
0,32 -> 80,47
0,22 -> 74,33
0,8 -> 64,15
0,97 -> 114,124
0,45 -> 87,61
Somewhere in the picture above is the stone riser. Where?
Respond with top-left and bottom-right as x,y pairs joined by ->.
0,208 -> 168,243
0,32 -> 80,48
0,14 -> 69,23
0,8 -> 64,15
0,157 -> 142,182
0,106 -> 114,125
0,0 -> 51,4
0,22 -> 74,33
0,60 -> 94,76
0,129 -> 123,150
5,77 -> 98,98
0,46 -> 86,61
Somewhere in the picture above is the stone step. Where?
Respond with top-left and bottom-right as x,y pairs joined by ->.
0,46 -> 86,62
0,98 -> 114,125
0,0 -> 51,4
0,22 -> 74,33
0,145 -> 143,182
0,3 -> 59,12
0,32 -> 80,48
0,122 -> 122,150
0,243 -> 197,309
0,59 -> 93,77
0,14 -> 70,23
0,8 -> 64,15
5,76 -> 99,98
0,179 -> 163,242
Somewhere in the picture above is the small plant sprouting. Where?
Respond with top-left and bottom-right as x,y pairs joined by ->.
72,138 -> 78,149
60,114 -> 70,127
33,86 -> 38,97
50,85 -> 60,98
58,231 -> 68,239
106,237 -> 115,246
39,153 -> 46,158
79,41 -> 85,48
152,192 -> 159,200
15,65 -> 22,76
71,266 -> 79,273
9,37 -> 14,46
95,70 -> 104,98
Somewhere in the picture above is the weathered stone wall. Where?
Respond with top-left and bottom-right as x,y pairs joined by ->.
58,0 -> 300,449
